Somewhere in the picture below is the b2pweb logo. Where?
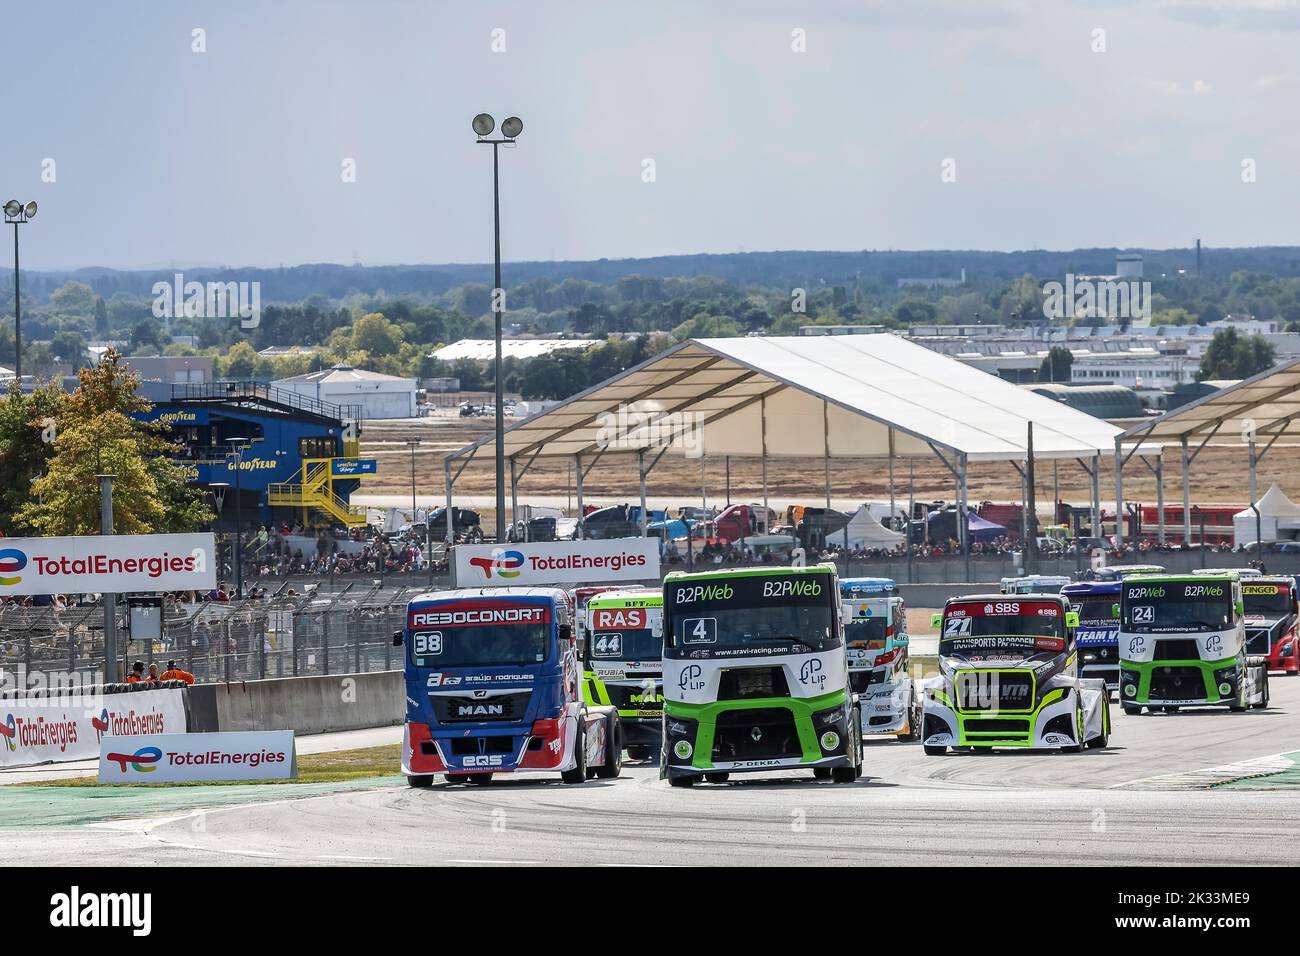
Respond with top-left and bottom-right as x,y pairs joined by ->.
468,550 -> 524,579
0,548 -> 27,586
105,746 -> 162,773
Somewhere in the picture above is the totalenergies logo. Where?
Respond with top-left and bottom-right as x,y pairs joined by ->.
105,746 -> 162,773
468,550 -> 524,579
0,713 -> 15,752
0,548 -> 27,586
92,708 -> 110,742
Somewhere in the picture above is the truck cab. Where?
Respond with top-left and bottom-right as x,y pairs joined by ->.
660,564 -> 862,786
581,588 -> 664,761
1060,580 -> 1122,692
1000,575 -> 1071,595
1118,574 -> 1270,713
1241,577 -> 1300,676
919,594 -> 1110,753
398,586 -> 622,786
840,577 -> 920,740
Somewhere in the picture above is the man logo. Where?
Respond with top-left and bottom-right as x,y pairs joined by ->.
0,548 -> 27,586
456,703 -> 504,717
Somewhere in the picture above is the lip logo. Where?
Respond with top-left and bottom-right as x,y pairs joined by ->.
1127,636 -> 1145,655
1206,634 -> 1222,653
468,550 -> 524,579
678,664 -> 704,691
799,658 -> 825,688
0,548 -> 27,586
0,713 -> 15,752
105,746 -> 162,773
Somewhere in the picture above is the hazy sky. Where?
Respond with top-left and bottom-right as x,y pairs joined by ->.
3,0 -> 1298,270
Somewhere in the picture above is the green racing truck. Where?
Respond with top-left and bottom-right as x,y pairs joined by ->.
581,587 -> 664,761
1118,573 -> 1270,714
660,563 -> 863,786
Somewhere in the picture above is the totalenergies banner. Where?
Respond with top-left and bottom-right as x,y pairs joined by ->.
0,533 -> 216,595
453,539 -> 659,587
0,686 -> 187,768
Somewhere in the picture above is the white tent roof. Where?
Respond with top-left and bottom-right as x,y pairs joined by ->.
431,339 -> 598,362
843,505 -> 907,549
449,335 -> 1123,464
1233,483 -> 1300,520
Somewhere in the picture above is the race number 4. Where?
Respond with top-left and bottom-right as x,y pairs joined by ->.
682,618 -> 717,645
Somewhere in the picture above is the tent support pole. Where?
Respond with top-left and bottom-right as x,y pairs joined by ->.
509,458 -> 518,541
1090,455 -> 1100,539
1249,433 -> 1258,520
725,456 -> 730,507
823,402 -> 831,510
959,453 -> 971,582
1156,454 -> 1166,546
1114,437 -> 1125,549
760,396 -> 769,515
907,459 -> 915,584
701,455 -> 706,512
1181,437 -> 1192,547
638,449 -> 648,537
575,454 -> 584,540
888,429 -> 896,523
444,458 -> 454,545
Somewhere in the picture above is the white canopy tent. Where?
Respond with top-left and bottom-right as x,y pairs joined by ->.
1118,357 -> 1300,547
842,504 -> 908,551
1233,483 -> 1300,547
444,335 -> 1125,566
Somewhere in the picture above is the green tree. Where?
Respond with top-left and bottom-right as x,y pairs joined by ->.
892,298 -> 938,326
1039,346 -> 1074,383
14,351 -> 211,534
129,317 -> 167,355
671,312 -> 741,340
222,341 -> 260,379
1196,328 -> 1277,381
351,312 -> 404,356
0,379 -> 64,534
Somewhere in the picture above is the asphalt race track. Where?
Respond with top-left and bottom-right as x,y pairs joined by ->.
3,678 -> 1299,867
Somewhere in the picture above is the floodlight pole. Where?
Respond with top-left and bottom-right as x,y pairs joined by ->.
1025,423 -> 1037,575
1113,437 -> 1125,549
11,220 -> 21,381
1181,437 -> 1192,547
98,474 -> 119,683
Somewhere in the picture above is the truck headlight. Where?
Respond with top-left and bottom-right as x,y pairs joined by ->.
1282,643 -> 1295,656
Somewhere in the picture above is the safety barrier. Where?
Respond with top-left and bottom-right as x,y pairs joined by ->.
187,670 -> 402,736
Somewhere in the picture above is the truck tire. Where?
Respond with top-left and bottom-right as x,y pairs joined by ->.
595,716 -> 623,779
668,773 -> 695,788
898,694 -> 922,742
832,724 -> 860,783
626,745 -> 653,761
467,774 -> 494,785
923,745 -> 946,756
812,767 -> 832,779
1253,671 -> 1270,709
1122,704 -> 1142,716
560,722 -> 588,784
444,773 -> 471,783
406,775 -> 434,788
704,772 -> 730,783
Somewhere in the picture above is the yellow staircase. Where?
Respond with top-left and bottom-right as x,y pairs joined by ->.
268,458 -> 369,527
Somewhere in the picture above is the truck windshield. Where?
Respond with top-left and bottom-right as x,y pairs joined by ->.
939,600 -> 1065,657
1070,594 -> 1119,626
845,616 -> 889,651
1123,582 -> 1233,634
589,629 -> 661,662
408,602 -> 551,667
666,574 -> 837,653
1242,583 -> 1293,617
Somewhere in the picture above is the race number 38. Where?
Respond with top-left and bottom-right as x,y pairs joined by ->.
413,631 -> 443,655
682,618 -> 717,645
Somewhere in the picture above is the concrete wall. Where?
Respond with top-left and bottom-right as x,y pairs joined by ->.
188,670 -> 403,735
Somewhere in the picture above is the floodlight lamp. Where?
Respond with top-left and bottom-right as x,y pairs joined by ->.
472,113 -> 496,137
501,116 -> 523,139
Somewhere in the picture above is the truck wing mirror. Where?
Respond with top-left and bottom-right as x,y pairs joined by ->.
1065,611 -> 1080,629
558,624 -> 573,642
841,602 -> 854,621
392,629 -> 404,647
930,612 -> 943,629
1236,600 -> 1245,616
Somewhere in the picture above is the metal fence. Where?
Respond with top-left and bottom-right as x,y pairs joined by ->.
0,584 -> 437,686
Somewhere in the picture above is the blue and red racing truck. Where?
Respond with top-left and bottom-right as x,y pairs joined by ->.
397,587 -> 622,786
1060,580 -> 1121,693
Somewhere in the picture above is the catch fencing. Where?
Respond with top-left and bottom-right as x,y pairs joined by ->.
0,583 -> 441,686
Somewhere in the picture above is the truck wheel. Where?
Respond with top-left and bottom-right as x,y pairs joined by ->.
467,774 -> 494,785
560,723 -> 588,784
812,767 -> 832,779
595,718 -> 623,779
704,772 -> 730,783
627,745 -> 652,761
923,745 -> 946,756
1122,704 -> 1142,716
406,775 -> 434,788
444,773 -> 471,783
898,697 -> 922,742
668,773 -> 695,788
1254,672 -> 1270,709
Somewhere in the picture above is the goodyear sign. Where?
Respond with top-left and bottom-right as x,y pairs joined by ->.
136,407 -> 209,426
331,458 -> 378,477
